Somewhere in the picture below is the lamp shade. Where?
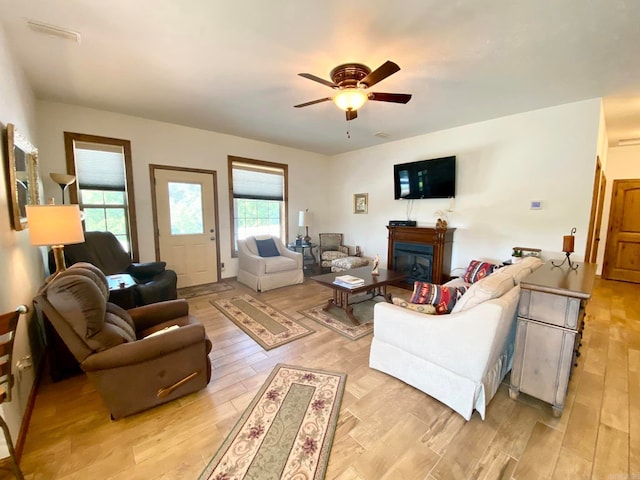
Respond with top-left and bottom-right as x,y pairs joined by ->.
298,210 -> 312,227
26,204 -> 85,246
49,173 -> 76,186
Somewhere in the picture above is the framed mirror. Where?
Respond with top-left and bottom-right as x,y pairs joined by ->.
4,123 -> 40,230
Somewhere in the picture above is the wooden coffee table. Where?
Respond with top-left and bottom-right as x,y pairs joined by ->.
310,266 -> 407,324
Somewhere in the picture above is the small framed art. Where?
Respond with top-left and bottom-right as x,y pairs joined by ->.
354,193 -> 368,214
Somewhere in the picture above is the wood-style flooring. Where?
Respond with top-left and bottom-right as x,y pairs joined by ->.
5,276 -> 639,479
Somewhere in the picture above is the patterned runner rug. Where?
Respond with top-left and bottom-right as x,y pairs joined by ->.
299,298 -> 381,340
178,281 -> 233,299
212,295 -> 314,350
199,364 -> 346,480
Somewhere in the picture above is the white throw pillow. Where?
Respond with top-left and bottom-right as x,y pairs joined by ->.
451,272 -> 515,313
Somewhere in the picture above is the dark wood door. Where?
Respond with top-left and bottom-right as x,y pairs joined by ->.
602,179 -> 640,283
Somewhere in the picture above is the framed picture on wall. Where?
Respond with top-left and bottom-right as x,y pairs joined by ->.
353,193 -> 368,214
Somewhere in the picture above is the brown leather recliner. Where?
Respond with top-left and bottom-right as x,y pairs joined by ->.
48,231 -> 178,306
34,263 -> 212,419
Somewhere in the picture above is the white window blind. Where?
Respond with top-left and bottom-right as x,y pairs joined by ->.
232,162 -> 284,200
74,141 -> 126,191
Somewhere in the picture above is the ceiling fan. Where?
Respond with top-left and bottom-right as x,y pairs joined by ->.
294,60 -> 412,121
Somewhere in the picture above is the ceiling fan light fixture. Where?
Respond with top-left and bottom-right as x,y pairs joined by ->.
334,89 -> 368,111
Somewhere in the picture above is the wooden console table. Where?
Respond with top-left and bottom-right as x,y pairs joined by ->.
509,260 -> 596,416
386,225 -> 455,286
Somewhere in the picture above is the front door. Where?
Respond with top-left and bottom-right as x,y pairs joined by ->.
152,166 -> 220,288
602,179 -> 640,283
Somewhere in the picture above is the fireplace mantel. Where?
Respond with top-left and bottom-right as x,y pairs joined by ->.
386,225 -> 455,287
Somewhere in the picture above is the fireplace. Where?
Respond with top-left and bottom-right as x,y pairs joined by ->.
393,242 -> 434,284
386,225 -> 455,288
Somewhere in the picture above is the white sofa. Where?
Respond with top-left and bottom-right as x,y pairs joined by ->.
369,256 -> 542,420
237,236 -> 304,292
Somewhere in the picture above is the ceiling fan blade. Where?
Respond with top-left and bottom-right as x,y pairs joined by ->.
368,92 -> 412,104
359,61 -> 400,88
346,110 -> 358,121
298,73 -> 337,88
294,97 -> 333,108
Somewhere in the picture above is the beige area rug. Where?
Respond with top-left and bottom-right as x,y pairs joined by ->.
299,297 -> 382,340
199,363 -> 346,480
178,281 -> 233,299
211,295 -> 314,350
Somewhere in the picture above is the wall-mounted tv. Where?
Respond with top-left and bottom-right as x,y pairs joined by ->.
394,156 -> 456,199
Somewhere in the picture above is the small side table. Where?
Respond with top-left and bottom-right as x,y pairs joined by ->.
106,274 -> 137,310
287,243 -> 318,274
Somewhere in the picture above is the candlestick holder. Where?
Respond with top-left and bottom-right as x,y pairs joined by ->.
552,227 -> 579,270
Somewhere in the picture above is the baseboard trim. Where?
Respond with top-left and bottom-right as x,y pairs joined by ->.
14,354 -> 44,460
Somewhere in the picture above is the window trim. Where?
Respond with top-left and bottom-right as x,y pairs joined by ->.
228,155 -> 288,258
64,132 -> 140,261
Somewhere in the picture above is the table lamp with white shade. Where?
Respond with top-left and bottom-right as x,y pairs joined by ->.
298,210 -> 312,244
26,204 -> 85,276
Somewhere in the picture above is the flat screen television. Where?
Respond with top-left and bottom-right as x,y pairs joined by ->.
394,156 -> 456,199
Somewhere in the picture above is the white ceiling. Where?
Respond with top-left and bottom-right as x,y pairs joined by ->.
1,0 -> 640,155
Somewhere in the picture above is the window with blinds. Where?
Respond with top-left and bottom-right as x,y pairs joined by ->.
228,156 -> 288,256
64,133 -> 137,257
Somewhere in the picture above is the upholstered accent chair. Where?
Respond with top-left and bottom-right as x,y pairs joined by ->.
50,231 -> 178,306
318,233 -> 360,271
34,263 -> 212,419
237,235 -> 304,292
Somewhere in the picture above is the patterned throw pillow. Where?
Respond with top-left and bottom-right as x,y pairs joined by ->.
392,296 -> 437,314
462,260 -> 499,284
409,282 -> 468,314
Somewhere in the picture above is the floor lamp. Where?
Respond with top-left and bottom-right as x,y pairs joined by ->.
49,173 -> 76,204
26,204 -> 85,276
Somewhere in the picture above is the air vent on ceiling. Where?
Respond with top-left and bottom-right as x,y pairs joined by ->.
27,20 -> 81,44
617,137 -> 640,147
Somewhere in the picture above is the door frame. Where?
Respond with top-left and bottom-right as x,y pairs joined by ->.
584,156 -> 602,263
602,178 -> 640,282
149,164 -> 222,280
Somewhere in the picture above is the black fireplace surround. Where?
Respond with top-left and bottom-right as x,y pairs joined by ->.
393,242 -> 434,285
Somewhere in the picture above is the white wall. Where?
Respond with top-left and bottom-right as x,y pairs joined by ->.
0,25 -> 43,457
326,99 -> 602,271
36,101 -> 330,277
596,144 -> 640,270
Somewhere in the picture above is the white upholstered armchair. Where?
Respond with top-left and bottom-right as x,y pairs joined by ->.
237,236 -> 304,292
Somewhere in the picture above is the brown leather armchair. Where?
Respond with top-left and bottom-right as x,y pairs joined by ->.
49,231 -> 177,306
34,263 -> 212,419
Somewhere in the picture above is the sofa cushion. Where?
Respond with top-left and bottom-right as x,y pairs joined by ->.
498,256 -> 543,284
264,255 -> 298,274
451,272 -> 515,313
462,260 -> 499,284
255,237 -> 280,257
321,250 -> 348,261
410,282 -> 468,314
392,296 -> 437,314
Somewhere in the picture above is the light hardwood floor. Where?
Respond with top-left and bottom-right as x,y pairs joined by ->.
5,277 -> 639,479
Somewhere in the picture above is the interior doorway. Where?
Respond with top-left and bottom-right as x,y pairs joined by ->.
150,165 -> 220,288
602,178 -> 640,283
585,157 -> 606,263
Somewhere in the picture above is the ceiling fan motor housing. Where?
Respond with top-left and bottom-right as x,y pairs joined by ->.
330,63 -> 371,88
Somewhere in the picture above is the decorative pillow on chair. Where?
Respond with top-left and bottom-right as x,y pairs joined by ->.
392,296 -> 437,314
255,238 -> 280,257
409,282 -> 468,314
462,260 -> 499,284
